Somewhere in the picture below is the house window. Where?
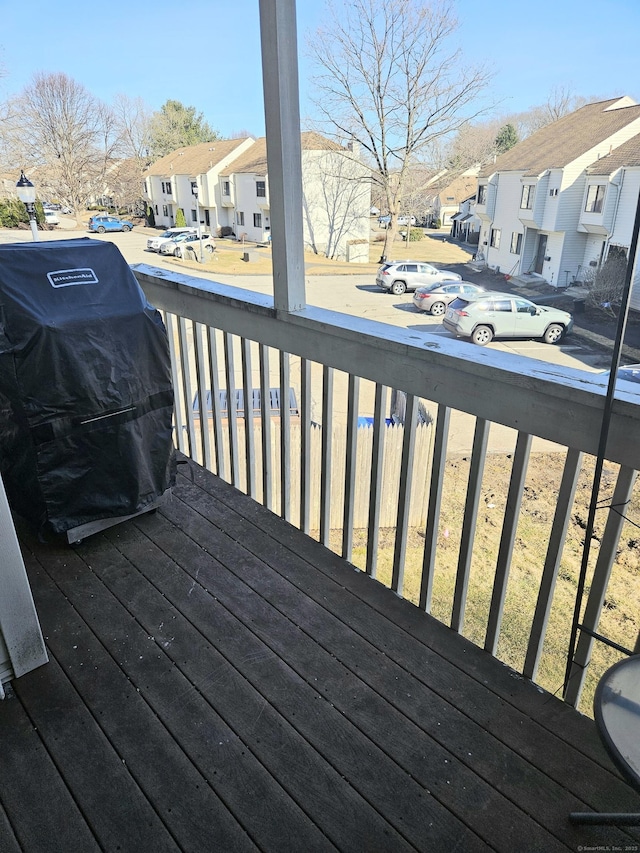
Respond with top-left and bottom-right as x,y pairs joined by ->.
222,181 -> 230,196
162,181 -> 172,195
520,185 -> 534,209
143,181 -> 148,195
510,232 -> 522,254
549,188 -> 558,197
256,180 -> 266,197
585,184 -> 606,213
191,209 -> 197,223
191,181 -> 197,195
237,211 -> 245,226
490,228 -> 501,249
162,205 -> 168,217
154,205 -> 158,215
254,213 -> 262,228
477,185 -> 487,205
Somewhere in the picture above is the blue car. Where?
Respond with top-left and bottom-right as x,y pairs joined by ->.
88,215 -> 134,233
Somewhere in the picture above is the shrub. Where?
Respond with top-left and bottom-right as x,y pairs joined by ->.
435,218 -> 442,229
146,206 -> 155,227
0,198 -> 28,227
175,208 -> 187,227
585,254 -> 627,315
406,228 -> 423,242
218,225 -> 235,238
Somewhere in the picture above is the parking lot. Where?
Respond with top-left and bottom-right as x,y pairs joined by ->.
0,224 -> 614,375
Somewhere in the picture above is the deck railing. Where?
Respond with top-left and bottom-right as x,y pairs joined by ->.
135,264 -> 640,712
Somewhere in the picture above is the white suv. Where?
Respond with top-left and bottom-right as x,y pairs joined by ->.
146,228 -> 195,252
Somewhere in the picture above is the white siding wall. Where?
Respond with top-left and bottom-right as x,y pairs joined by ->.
233,173 -> 267,241
301,149 -> 370,261
485,172 -> 526,274
607,168 -> 640,311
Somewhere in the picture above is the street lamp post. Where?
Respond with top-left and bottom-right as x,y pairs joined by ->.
16,171 -> 39,242
192,185 -> 204,263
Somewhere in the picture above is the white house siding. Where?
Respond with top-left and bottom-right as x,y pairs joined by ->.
606,168 -> 640,311
232,173 -> 269,242
485,172 -> 527,274
555,230 -> 588,288
579,233 -> 607,282
301,149 -> 370,260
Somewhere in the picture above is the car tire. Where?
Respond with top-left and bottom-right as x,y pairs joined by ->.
97,226 -> 106,233
175,248 -> 183,259
121,225 -> 131,232
471,325 -> 493,346
543,323 -> 564,344
205,244 -> 214,253
430,301 -> 446,317
390,280 -> 407,296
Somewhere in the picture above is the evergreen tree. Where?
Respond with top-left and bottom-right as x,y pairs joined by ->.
175,208 -> 187,227
148,100 -> 219,159
495,123 -> 518,154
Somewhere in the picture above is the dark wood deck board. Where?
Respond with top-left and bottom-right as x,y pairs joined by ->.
174,466 -> 640,819
1,455 -> 638,853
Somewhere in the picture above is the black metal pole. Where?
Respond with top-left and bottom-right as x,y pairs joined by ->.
563,186 -> 640,699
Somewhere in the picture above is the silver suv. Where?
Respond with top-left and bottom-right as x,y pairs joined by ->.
375,260 -> 462,295
443,291 -> 573,346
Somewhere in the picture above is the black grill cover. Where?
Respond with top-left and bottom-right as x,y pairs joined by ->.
0,238 -> 176,535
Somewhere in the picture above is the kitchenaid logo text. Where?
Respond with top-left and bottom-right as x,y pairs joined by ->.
47,268 -> 99,288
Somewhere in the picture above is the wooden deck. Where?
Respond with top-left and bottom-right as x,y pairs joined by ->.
2,456 -> 640,852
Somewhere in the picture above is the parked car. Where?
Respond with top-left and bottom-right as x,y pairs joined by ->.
377,214 -> 416,228
88,215 -> 134,233
443,291 -> 573,346
412,281 -> 486,316
159,232 -> 211,257
146,228 -> 195,252
176,236 -> 216,259
376,260 -> 462,295
43,210 -> 60,226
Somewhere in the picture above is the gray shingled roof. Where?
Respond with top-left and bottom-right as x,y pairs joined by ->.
478,98 -> 640,178
586,134 -> 640,175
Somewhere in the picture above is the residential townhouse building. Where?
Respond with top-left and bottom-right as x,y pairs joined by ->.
431,170 -> 479,228
142,137 -> 256,234
581,135 -> 640,312
143,132 -> 371,262
474,96 -> 640,289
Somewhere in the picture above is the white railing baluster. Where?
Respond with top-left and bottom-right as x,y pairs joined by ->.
193,323 -> 213,471
280,351 -> 291,520
178,317 -> 197,459
241,338 -> 257,498
485,431 -> 533,655
342,374 -> 360,564
524,447 -> 583,681
223,332 -> 240,488
420,405 -> 451,613
320,365 -> 334,547
366,384 -> 387,579
259,344 -> 273,510
451,417 -> 490,632
300,358 -> 312,534
206,327 -> 225,480
164,312 -> 186,454
392,394 -> 419,596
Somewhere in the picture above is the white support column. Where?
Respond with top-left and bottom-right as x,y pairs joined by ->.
259,0 -> 306,313
0,475 -> 48,684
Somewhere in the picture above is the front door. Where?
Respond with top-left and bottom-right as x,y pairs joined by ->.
534,235 -> 548,274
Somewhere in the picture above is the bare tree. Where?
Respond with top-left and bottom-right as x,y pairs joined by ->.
7,72 -> 117,212
307,0 -> 493,257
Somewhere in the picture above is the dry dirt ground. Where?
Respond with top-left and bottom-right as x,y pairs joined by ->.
335,450 -> 640,716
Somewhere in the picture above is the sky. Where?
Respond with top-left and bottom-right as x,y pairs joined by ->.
1,0 -> 639,140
